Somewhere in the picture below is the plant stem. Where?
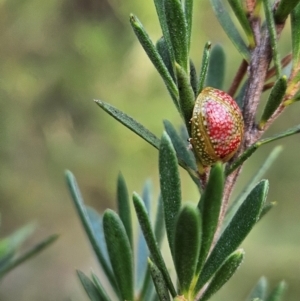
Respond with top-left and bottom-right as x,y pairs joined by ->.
228,59 -> 248,97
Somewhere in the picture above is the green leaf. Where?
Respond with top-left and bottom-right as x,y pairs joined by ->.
209,0 -> 250,61
163,120 -> 197,172
65,171 -> 118,294
228,0 -> 255,47
184,0 -> 194,52
153,0 -> 175,63
259,76 -> 287,128
94,100 -> 160,149
77,270 -> 102,301
266,281 -> 287,301
226,125 -> 300,175
291,3 -> 300,69
224,146 -> 282,230
198,42 -> 211,94
197,163 -> 224,274
0,234 -> 58,279
164,0 -> 189,72
174,204 -> 201,294
103,209 -> 134,301
196,180 -> 268,291
132,192 -> 176,297
159,132 -> 182,259
91,273 -> 112,301
246,277 -> 268,301
117,173 -> 133,247
205,44 -> 226,90
199,249 -> 244,301
263,0 -> 281,77
175,63 -> 195,132
190,59 -> 198,96
274,0 -> 300,24
130,14 -> 179,102
148,258 -> 171,301
154,195 -> 165,246
235,79 -> 248,109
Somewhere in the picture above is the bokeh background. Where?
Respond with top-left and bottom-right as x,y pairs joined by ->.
0,0 -> 299,300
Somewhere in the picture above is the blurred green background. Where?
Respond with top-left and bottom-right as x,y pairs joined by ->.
0,0 -> 299,300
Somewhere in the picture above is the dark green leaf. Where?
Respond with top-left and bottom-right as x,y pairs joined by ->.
196,180 -> 268,291
174,204 -> 201,294
65,171 -> 118,293
259,76 -> 287,128
209,0 -> 250,60
246,277 -> 268,301
197,163 -> 224,274
164,0 -> 189,72
91,273 -> 112,301
153,0 -> 175,63
274,0 -> 300,24
266,281 -> 287,301
154,195 -> 165,246
259,201 -> 276,220
159,132 -> 182,260
228,0 -> 255,47
133,192 -> 176,297
190,59 -> 198,96
184,0 -> 194,52
130,14 -> 179,102
291,3 -> 300,69
199,249 -> 244,301
94,100 -> 160,149
163,120 -> 197,171
0,234 -> 58,279
198,41 -> 211,94
263,0 -> 281,77
148,258 -> 171,301
117,173 -> 133,246
205,44 -> 226,90
77,270 -> 102,301
235,79 -> 248,109
103,209 -> 134,301
224,146 -> 282,229
175,63 -> 195,132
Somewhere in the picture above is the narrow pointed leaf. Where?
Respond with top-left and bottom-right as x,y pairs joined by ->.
159,132 -> 182,259
196,180 -> 268,291
199,249 -> 244,301
65,171 -> 118,293
133,192 -> 176,297
184,0 -> 194,52
228,0 -> 255,47
148,258 -> 171,301
190,59 -> 198,96
163,120 -> 197,171
156,37 -> 175,81
0,234 -> 58,279
91,273 -> 113,301
263,0 -> 281,77
274,0 -> 300,24
164,0 -> 189,72
103,209 -> 134,301
205,44 -> 226,90
154,195 -> 165,246
174,204 -> 202,294
291,3 -> 300,68
246,277 -> 268,301
175,63 -> 195,132
197,163 -> 224,274
266,281 -> 287,301
224,146 -> 282,230
153,0 -> 175,63
117,173 -> 133,247
259,76 -> 287,128
235,79 -> 248,109
77,270 -> 102,301
259,201 -> 276,220
209,0 -> 250,60
198,41 -> 211,94
94,100 -> 160,149
130,14 -> 178,101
